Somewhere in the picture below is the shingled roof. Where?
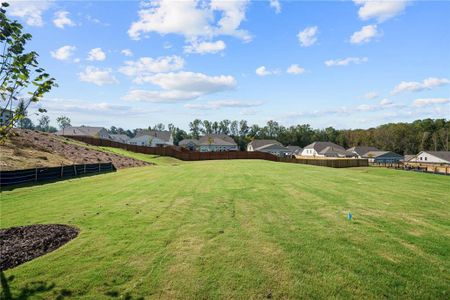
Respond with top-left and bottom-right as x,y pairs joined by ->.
248,139 -> 282,150
347,146 -> 379,157
56,126 -> 106,137
304,141 -> 345,152
198,134 -> 237,146
423,151 -> 450,163
135,130 -> 172,142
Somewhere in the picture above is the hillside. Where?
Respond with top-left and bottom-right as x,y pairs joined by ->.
0,129 -> 150,171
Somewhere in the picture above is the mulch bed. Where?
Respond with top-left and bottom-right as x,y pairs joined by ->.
0,224 -> 79,271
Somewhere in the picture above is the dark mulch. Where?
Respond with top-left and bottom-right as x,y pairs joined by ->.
0,224 -> 79,271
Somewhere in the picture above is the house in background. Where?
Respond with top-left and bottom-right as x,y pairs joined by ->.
286,145 -> 303,157
409,151 -> 450,165
347,146 -> 379,158
363,151 -> 403,163
0,108 -> 13,126
198,134 -> 238,152
301,142 -> 356,158
179,139 -> 200,151
247,139 -> 290,156
56,126 -> 110,139
109,134 -> 130,144
128,130 -> 173,147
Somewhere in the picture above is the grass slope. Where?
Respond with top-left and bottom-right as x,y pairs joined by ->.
1,160 -> 449,299
96,147 -> 183,166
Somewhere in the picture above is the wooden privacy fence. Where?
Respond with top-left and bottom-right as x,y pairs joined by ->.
0,162 -> 116,188
64,135 -> 368,168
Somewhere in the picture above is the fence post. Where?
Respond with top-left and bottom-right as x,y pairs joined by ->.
60,163 -> 64,178
84,164 -> 86,174
98,163 -> 101,173
35,166 -> 38,182
74,164 -> 77,176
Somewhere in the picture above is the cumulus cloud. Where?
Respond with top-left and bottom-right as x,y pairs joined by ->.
325,57 -> 368,67
87,48 -> 106,61
353,0 -> 409,23
119,56 -> 185,78
78,66 -> 118,86
379,98 -> 394,106
391,77 -> 450,95
297,26 -> 318,47
53,10 -> 75,29
7,0 -> 53,26
413,98 -> 449,107
255,66 -> 276,76
50,45 -> 76,61
123,71 -> 236,102
350,24 -> 379,44
364,91 -> 379,99
184,40 -> 226,54
286,64 -> 305,75
121,49 -> 133,57
128,0 -> 251,42
184,100 -> 263,110
270,0 -> 281,14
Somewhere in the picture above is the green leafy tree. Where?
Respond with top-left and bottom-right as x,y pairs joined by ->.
0,2 -> 57,140
56,115 -> 71,134
37,115 -> 50,132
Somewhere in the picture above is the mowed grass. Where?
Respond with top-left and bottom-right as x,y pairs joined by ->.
1,159 -> 449,299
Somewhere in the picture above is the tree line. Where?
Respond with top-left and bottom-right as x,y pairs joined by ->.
105,118 -> 449,155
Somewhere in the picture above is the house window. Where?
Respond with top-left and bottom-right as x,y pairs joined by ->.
425,157 -> 427,161
420,157 -> 422,160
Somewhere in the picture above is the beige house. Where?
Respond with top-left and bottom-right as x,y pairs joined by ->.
409,151 -> 450,165
247,139 -> 290,156
56,126 -> 110,139
128,130 -> 173,147
197,134 -> 238,152
301,142 -> 356,158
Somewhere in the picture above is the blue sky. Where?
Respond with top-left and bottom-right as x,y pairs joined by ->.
6,0 -> 450,130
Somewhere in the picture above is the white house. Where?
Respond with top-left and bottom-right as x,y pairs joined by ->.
56,126 -> 110,139
301,142 -> 356,158
409,151 -> 450,165
128,130 -> 173,147
198,134 -> 238,152
247,139 -> 290,156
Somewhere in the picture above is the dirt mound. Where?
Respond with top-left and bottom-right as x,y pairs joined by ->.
0,129 -> 150,170
0,224 -> 79,271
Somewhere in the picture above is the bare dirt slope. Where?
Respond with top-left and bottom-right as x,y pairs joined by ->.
0,129 -> 150,171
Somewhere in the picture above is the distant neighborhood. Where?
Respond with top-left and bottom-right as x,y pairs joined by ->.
56,125 -> 450,166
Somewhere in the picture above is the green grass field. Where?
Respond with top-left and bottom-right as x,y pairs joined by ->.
1,158 -> 449,299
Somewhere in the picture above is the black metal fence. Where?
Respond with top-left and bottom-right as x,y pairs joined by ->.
0,162 -> 116,188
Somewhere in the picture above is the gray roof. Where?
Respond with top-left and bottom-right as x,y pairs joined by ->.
287,145 -> 303,155
320,146 -> 356,157
347,146 -> 379,156
57,126 -> 106,137
403,155 -> 416,162
179,139 -> 200,146
135,130 -> 171,142
422,151 -> 450,163
304,141 -> 345,152
257,143 -> 289,151
198,134 -> 237,146
363,151 -> 403,158
249,139 -> 282,150
110,134 -> 130,142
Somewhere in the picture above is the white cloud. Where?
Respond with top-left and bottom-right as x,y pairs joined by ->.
413,98 -> 449,107
184,40 -> 226,54
78,66 -> 118,86
364,91 -> 379,99
255,66 -> 275,76
353,0 -> 409,23
325,57 -> 368,67
297,26 -> 318,47
7,0 -> 53,26
287,64 -> 305,75
391,77 -> 450,95
379,98 -> 393,106
270,0 -> 281,14
53,10 -> 75,29
123,71 -> 236,103
50,45 -> 76,61
184,100 -> 263,110
350,24 -> 379,44
87,48 -> 106,61
121,49 -> 133,57
128,0 -> 251,42
119,56 -> 184,78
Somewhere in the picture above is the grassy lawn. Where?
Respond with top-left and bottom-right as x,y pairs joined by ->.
1,160 -> 449,299
96,147 -> 183,166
